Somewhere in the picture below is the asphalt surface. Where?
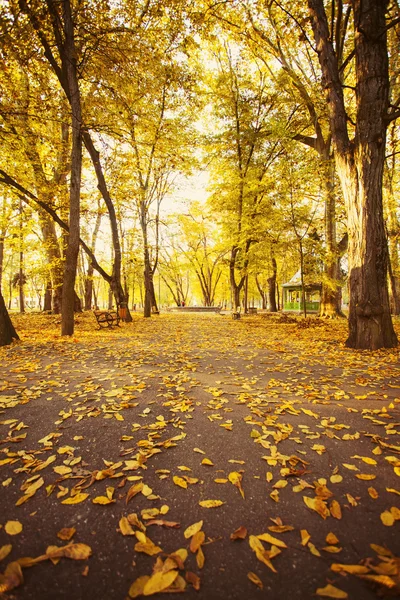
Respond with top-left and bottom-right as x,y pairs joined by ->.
0,312 -> 399,600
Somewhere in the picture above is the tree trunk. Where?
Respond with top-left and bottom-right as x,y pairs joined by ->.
308,0 -> 397,349
58,0 -> 82,336
44,280 -> 52,311
267,256 -> 278,312
319,156 -> 345,317
255,275 -> 267,309
0,291 -> 19,346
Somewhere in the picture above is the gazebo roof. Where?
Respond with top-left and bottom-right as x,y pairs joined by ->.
282,270 -> 321,289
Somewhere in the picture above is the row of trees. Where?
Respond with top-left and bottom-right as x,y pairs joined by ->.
0,0 -> 399,349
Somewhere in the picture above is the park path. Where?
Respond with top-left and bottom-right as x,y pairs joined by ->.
0,312 -> 399,599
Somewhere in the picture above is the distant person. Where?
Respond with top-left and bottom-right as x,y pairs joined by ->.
181,300 -> 185,307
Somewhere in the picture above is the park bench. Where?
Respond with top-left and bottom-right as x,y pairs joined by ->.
232,306 -> 241,320
93,309 -> 120,329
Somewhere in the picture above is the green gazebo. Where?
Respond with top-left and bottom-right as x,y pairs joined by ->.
282,271 -> 321,313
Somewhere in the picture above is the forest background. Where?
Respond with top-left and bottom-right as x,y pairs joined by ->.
0,0 -> 399,350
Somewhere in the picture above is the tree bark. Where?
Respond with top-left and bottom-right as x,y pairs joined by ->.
308,0 -> 397,349
267,256 -> 278,312
0,291 -> 19,346
60,0 -> 82,336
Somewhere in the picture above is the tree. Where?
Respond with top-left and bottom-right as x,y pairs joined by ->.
0,291 -> 19,346
308,0 -> 398,349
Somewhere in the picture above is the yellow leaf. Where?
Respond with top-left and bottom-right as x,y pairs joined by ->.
0,544 -> 12,561
173,476 -> 187,489
358,575 -> 396,588
143,570 -> 178,596
126,482 -> 143,503
54,466 -> 72,475
193,448 -> 205,454
322,546 -> 342,553
228,471 -> 245,498
272,480 -> 288,489
330,474 -> 343,484
326,532 -> 339,545
330,500 -> 342,520
190,531 -> 205,553
316,583 -> 348,598
214,478 -> 228,484
257,533 -> 287,548
301,529 -> 311,546
134,532 -> 162,556
303,496 -> 330,519
184,521 -> 203,539
249,536 -> 277,573
370,544 -> 393,557
368,487 -> 378,499
201,458 -> 214,466
380,511 -> 395,526
196,546 -> 205,569
308,542 -> 321,557
5,521 -> 22,536
386,487 -> 400,496
247,571 -> 263,589
330,563 -> 369,574
61,493 -> 89,505
47,543 -> 92,560
129,576 -> 150,598
355,474 -> 376,481
92,496 -> 115,505
199,500 -> 225,508
266,472 -> 273,482
342,463 -> 358,471
0,561 -> 23,592
57,528 -> 76,541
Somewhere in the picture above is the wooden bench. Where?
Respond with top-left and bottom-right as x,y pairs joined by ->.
93,309 -> 120,328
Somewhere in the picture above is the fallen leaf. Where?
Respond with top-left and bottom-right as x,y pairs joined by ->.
316,583 -> 348,598
184,521 -> 203,539
61,493 -> 89,505
199,500 -> 225,508
5,521 -> 22,536
247,571 -> 263,589
230,526 -> 247,540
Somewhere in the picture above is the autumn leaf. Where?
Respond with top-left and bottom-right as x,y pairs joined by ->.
228,471 -> 245,498
173,476 -> 188,489
61,493 -> 89,505
257,532 -> 287,548
129,575 -> 150,598
184,521 -> 203,539
142,570 -> 178,596
46,543 -> 92,560
316,583 -> 348,598
134,532 -> 162,556
199,500 -> 225,508
5,521 -> 22,536
230,526 -> 247,540
57,528 -> 76,541
248,571 -> 263,589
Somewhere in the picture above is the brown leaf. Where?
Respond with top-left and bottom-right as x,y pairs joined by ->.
230,526 -> 248,540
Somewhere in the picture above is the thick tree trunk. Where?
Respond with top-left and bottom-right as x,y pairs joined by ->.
0,291 -> 19,346
308,0 -> 397,349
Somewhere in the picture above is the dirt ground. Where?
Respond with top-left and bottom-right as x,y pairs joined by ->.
0,312 -> 399,600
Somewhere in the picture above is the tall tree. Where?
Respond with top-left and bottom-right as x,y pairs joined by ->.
308,0 -> 398,349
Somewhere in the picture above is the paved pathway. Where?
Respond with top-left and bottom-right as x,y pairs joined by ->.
0,313 -> 399,599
